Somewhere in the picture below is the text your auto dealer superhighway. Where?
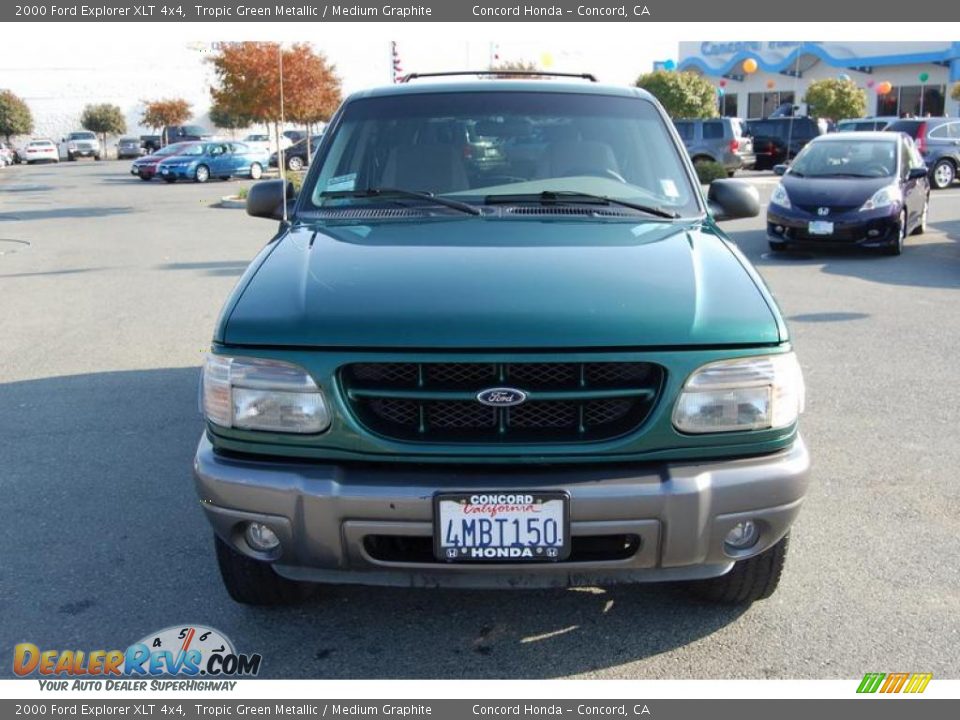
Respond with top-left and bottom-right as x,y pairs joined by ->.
472,5 -> 651,17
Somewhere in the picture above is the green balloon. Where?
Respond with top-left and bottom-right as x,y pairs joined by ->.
919,72 -> 929,83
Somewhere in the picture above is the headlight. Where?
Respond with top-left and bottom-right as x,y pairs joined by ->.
672,353 -> 804,434
859,184 -> 901,212
202,355 -> 330,434
770,183 -> 791,209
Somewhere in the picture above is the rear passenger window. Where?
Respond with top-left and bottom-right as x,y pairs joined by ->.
674,123 -> 694,141
702,122 -> 724,140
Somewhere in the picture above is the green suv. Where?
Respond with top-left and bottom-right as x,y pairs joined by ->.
195,76 -> 809,606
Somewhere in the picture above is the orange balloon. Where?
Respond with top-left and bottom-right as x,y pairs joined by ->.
743,58 -> 758,74
766,80 -> 775,90
876,81 -> 893,94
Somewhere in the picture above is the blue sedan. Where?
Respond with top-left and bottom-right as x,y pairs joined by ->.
156,141 -> 269,183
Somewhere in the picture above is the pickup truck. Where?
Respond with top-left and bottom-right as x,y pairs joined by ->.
195,76 -> 810,606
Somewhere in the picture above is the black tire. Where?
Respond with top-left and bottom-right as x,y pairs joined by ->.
884,210 -> 907,256
94,155 -> 101,162
67,154 -> 76,162
687,534 -> 789,604
249,162 -> 263,180
162,176 -> 177,184
910,196 -> 929,236
768,239 -> 787,252
194,164 -> 210,183
214,535 -> 312,606
727,170 -> 737,178
139,175 -> 152,182
930,159 -> 956,190
287,155 -> 304,172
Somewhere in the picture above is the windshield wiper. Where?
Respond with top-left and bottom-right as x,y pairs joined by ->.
319,188 -> 481,216
484,190 -> 679,219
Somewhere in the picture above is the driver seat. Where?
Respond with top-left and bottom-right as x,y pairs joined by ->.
537,140 -> 620,179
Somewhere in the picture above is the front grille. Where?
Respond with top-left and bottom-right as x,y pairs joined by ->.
341,361 -> 663,443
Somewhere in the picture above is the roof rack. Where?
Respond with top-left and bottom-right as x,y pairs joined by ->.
399,71 -> 598,83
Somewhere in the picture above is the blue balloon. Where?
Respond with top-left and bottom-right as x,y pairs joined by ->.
663,59 -> 677,71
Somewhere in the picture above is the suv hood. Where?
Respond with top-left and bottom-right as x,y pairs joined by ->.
221,219 -> 782,348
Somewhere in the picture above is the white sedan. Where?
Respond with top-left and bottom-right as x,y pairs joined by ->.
23,139 -> 60,164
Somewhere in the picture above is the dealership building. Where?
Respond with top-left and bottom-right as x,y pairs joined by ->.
678,42 -> 960,120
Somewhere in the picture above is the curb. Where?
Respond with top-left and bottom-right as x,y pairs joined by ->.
218,196 -> 246,209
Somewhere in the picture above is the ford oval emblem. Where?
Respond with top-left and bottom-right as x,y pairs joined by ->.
476,387 -> 528,407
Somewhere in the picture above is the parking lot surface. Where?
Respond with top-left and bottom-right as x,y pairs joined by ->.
1,162 -> 958,679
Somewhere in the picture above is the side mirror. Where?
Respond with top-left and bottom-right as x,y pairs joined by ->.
708,179 -> 761,221
246,179 -> 295,221
773,164 -> 788,176
908,166 -> 929,180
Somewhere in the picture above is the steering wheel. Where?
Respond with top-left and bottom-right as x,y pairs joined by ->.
863,164 -> 890,177
562,167 -> 627,183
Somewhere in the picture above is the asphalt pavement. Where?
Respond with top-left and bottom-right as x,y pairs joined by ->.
1,161 -> 958,679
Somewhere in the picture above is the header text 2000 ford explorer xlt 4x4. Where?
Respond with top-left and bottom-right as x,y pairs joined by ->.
194,76 -> 810,606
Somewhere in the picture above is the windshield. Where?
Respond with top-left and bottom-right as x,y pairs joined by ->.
304,91 -> 699,217
69,132 -> 96,140
790,139 -> 897,178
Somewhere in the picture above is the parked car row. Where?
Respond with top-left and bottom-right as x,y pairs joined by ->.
130,140 -> 269,183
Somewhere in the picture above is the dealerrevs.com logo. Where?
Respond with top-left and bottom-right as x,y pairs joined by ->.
13,625 -> 261,690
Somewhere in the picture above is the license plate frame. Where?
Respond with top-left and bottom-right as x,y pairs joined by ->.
808,220 -> 834,235
433,491 -> 570,563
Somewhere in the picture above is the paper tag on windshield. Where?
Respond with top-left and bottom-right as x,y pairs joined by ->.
660,179 -> 680,198
325,173 -> 356,192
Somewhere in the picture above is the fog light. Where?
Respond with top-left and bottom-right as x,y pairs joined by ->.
245,522 -> 280,552
867,229 -> 881,238
724,520 -> 759,550
774,225 -> 784,235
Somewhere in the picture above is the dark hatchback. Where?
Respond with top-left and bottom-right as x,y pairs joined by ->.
767,132 -> 929,255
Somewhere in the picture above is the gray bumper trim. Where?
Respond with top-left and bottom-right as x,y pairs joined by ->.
193,435 -> 810,588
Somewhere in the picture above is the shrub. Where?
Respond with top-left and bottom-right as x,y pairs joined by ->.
694,159 -> 728,184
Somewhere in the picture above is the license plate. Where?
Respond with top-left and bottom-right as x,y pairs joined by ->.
808,220 -> 834,235
434,492 -> 569,563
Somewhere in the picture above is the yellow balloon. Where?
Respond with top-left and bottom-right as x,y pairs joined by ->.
540,52 -> 554,69
743,58 -> 758,74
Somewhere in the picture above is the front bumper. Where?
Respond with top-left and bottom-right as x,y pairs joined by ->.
157,165 -> 192,179
194,434 -> 810,589
767,205 -> 901,247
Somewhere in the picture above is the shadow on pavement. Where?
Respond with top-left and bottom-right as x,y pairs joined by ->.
0,207 -> 137,221
0,367 -> 749,679
730,223 -> 960,290
157,261 -> 249,277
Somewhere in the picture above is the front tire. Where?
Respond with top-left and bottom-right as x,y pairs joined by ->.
910,196 -> 929,236
287,155 -> 304,172
162,176 -> 177,184
687,534 -> 789,605
215,536 -> 312,606
194,164 -> 210,183
931,159 -> 956,190
885,210 -> 907,255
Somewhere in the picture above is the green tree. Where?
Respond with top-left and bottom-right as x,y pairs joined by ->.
0,89 -> 34,142
208,102 -> 251,138
803,78 -> 866,121
634,70 -> 718,119
80,103 -> 126,148
489,60 -> 542,79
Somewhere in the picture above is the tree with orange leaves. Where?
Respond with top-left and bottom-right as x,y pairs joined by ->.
140,98 -> 192,145
208,41 -> 341,163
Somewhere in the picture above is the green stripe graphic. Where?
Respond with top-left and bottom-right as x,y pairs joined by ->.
857,673 -> 885,693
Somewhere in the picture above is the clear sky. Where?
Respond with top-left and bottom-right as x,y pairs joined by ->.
0,35 -> 676,137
